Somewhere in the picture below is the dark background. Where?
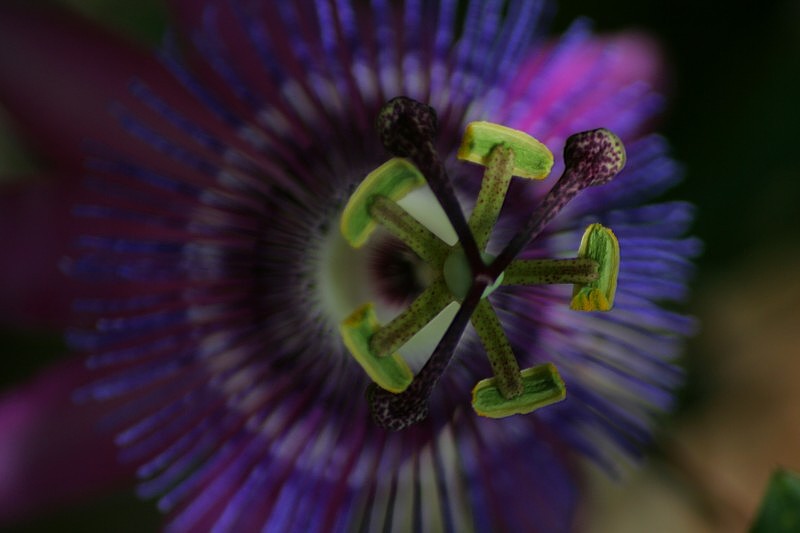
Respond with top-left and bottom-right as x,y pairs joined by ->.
1,0 -> 798,530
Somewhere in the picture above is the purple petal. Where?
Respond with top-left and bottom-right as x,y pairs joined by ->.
2,1 -> 699,531
0,357 -> 136,525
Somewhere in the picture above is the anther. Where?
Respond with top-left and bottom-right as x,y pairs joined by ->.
340,158 -> 426,248
570,223 -> 620,311
459,124 -> 554,250
340,303 -> 414,393
458,121 -> 554,180
472,363 -> 566,418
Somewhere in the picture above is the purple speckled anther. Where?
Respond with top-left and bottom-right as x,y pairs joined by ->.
490,128 -> 627,275
0,1 -> 700,531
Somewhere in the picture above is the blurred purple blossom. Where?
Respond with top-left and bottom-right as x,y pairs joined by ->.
0,1 -> 699,531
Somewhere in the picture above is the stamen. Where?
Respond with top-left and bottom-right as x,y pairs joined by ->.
340,158 -> 426,248
459,123 -> 553,250
472,363 -> 566,419
368,195 -> 448,268
470,299 -> 523,399
570,223 -> 620,311
339,303 -> 414,393
489,128 -> 626,277
369,277 -> 453,358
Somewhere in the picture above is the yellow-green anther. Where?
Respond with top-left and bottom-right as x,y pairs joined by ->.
468,144 -> 516,250
340,303 -> 413,393
570,223 -> 620,311
369,277 -> 454,358
368,195 -> 449,267
471,363 -> 566,418
471,299 -> 524,399
503,258 -> 599,285
443,248 -> 504,301
457,121 -> 554,180
340,158 -> 426,248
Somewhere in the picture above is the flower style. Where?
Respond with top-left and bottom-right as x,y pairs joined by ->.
0,1 -> 700,531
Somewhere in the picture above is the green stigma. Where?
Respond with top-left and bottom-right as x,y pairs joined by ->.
336,99 -> 625,429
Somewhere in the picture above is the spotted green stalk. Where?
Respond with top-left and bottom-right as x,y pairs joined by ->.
368,195 -> 448,268
470,299 -> 523,399
369,277 -> 453,358
467,144 -> 516,250
503,258 -> 599,285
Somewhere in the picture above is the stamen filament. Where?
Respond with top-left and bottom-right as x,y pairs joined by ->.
503,258 -> 599,285
369,277 -> 454,358
468,144 -> 516,251
470,299 -> 524,399
368,195 -> 449,268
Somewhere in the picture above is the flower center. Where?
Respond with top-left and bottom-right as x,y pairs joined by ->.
338,97 -> 626,431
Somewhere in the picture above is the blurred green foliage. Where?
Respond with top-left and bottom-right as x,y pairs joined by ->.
54,0 -> 167,45
750,469 -> 800,533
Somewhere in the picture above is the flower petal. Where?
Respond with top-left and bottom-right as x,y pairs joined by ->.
500,29 -> 667,144
0,357 -> 136,525
0,177 -> 170,329
0,178 -> 83,328
0,4 -> 226,175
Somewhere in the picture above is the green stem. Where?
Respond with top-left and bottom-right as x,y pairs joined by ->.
369,277 -> 454,358
502,258 -> 599,285
468,144 -> 516,251
369,195 -> 449,267
470,299 -> 523,399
